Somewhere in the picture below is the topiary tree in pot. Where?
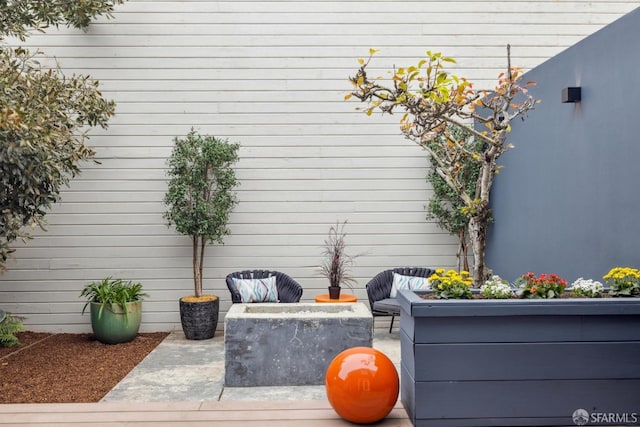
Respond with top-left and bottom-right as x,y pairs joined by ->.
164,129 -> 239,340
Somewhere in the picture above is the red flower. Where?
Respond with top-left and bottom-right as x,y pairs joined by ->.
518,272 -> 568,298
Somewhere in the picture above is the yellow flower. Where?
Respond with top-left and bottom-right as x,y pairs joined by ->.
431,268 -> 473,299
603,266 -> 640,297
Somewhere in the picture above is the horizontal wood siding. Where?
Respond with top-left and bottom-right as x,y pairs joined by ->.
1,1 -> 638,332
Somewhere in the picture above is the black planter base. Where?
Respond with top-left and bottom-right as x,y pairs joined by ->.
179,296 -> 219,340
328,286 -> 341,299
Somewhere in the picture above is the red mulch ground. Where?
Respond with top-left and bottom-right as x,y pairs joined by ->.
0,331 -> 168,403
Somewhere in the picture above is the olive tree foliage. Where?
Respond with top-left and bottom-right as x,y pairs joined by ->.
425,125 -> 485,272
1,1 -> 124,41
348,47 -> 538,286
164,130 -> 240,298
0,0 -> 123,273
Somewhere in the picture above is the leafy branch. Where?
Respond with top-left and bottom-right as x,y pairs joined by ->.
348,46 -> 539,286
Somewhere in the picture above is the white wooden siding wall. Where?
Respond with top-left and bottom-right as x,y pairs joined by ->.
1,1 -> 638,332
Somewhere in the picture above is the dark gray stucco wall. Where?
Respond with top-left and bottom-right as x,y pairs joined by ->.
485,7 -> 640,283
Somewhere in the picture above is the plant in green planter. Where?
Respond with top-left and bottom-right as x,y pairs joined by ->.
164,129 -> 239,340
516,272 -> 567,299
430,269 -> 473,299
569,278 -> 604,298
603,267 -> 640,297
80,278 -> 147,345
480,275 -> 514,299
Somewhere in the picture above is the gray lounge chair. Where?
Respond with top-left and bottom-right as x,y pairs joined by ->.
226,270 -> 303,303
365,267 -> 434,332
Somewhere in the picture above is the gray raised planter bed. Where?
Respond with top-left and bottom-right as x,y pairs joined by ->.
398,290 -> 640,427
225,302 -> 373,386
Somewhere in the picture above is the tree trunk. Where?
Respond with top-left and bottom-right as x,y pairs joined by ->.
468,215 -> 487,287
193,236 -> 202,298
458,229 -> 470,272
468,157 -> 496,287
198,236 -> 206,297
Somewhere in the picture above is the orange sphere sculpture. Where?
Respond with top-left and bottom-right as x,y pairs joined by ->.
325,346 -> 400,424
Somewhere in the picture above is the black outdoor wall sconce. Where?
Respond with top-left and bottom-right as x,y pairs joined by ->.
562,87 -> 581,103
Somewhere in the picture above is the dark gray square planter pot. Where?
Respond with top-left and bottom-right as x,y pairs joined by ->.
398,290 -> 640,427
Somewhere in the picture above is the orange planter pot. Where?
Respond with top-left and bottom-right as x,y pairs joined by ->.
315,293 -> 357,303
325,346 -> 399,424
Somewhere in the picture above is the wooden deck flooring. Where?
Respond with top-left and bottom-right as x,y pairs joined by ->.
0,400 -> 412,426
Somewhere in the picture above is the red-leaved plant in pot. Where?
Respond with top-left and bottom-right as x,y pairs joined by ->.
319,220 -> 359,299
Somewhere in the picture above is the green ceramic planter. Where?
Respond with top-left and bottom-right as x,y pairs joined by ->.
90,300 -> 142,344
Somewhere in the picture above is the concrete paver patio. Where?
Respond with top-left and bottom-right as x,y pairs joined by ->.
101,328 -> 401,402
